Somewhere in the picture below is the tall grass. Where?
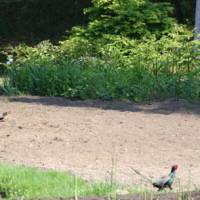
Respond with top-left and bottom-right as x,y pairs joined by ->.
0,163 -> 117,199
4,57 -> 200,101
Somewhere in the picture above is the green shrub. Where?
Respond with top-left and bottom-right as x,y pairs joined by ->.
3,1 -> 200,102
70,0 -> 176,40
4,30 -> 200,102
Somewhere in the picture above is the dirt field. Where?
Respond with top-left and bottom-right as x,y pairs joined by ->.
0,96 -> 200,190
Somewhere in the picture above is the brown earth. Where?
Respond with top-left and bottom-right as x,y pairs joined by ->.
0,96 -> 200,190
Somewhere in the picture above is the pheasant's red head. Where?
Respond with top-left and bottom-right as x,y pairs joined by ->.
171,165 -> 178,172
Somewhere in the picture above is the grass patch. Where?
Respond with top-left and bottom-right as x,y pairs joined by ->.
0,163 -> 198,200
0,163 -> 117,199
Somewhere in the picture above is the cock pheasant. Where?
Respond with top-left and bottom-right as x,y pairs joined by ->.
132,165 -> 178,191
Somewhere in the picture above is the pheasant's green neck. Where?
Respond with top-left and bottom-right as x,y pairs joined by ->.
169,171 -> 176,178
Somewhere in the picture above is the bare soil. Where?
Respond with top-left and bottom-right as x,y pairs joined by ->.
0,96 -> 200,190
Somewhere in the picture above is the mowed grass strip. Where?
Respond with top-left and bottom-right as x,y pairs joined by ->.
0,163 -> 116,199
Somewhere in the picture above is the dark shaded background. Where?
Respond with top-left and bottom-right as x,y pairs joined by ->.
0,0 -> 195,46
0,0 -> 91,46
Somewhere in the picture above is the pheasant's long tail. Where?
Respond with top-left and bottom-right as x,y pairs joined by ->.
131,167 -> 153,184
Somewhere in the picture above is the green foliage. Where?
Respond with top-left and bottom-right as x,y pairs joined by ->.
151,0 -> 195,26
4,28 -> 200,102
2,1 -> 199,102
0,0 -> 194,46
71,0 -> 176,40
0,163 -> 116,199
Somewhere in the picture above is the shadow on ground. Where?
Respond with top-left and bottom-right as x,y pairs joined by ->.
6,96 -> 200,115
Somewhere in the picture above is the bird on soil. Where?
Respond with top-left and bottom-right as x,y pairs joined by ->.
132,164 -> 178,191
0,112 -> 8,121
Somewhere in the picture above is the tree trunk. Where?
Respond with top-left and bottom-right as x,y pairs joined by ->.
195,0 -> 200,37
173,0 -> 183,22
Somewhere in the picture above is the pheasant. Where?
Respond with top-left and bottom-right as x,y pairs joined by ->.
132,165 -> 178,191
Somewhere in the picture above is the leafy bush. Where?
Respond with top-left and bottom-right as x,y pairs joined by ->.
3,1 -> 200,102
71,0 -> 176,40
4,29 -> 200,101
